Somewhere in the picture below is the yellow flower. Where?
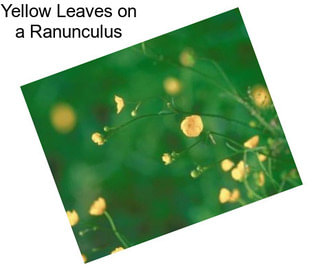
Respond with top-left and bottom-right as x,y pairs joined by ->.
180,115 -> 204,137
219,188 -> 231,203
231,161 -> 247,182
244,135 -> 259,149
237,161 -> 246,171
66,210 -> 79,226
229,189 -> 240,203
111,247 -> 124,254
162,153 -> 172,165
251,85 -> 271,108
50,103 -> 76,133
91,132 -> 105,146
257,153 -> 267,162
163,77 -> 182,95
114,95 -> 125,114
89,197 -> 106,216
221,159 -> 234,172
82,254 -> 87,263
257,171 -> 265,186
179,48 -> 195,67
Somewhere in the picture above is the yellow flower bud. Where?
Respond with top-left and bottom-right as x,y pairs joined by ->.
66,210 -> 79,227
251,85 -> 271,108
162,153 -> 172,165
82,254 -> 87,263
219,188 -> 231,203
249,120 -> 257,128
257,171 -> 265,186
89,197 -> 106,216
190,169 -> 200,178
50,103 -> 76,134
221,159 -> 234,172
131,110 -> 136,117
229,189 -> 240,202
111,247 -> 124,254
179,48 -> 195,67
180,115 -> 204,137
114,95 -> 125,114
163,77 -> 182,95
257,153 -> 267,162
244,135 -> 259,149
91,132 -> 105,146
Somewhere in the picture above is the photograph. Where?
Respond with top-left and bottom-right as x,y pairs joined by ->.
21,8 -> 302,263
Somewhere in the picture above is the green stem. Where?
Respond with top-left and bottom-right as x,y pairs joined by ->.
256,152 -> 279,190
107,112 -> 175,136
178,138 -> 203,155
242,151 -> 263,200
208,131 -> 244,149
104,211 -> 129,248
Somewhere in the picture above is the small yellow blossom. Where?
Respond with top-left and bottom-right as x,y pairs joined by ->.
231,168 -> 243,181
257,171 -> 265,186
229,189 -> 240,203
50,103 -> 76,133
231,161 -> 247,182
179,48 -> 195,67
219,188 -> 232,203
111,247 -> 124,254
91,132 -> 105,146
244,135 -> 259,149
66,210 -> 79,227
237,161 -> 246,171
257,153 -> 267,162
180,115 -> 204,137
251,85 -> 271,108
219,188 -> 240,204
82,254 -> 87,263
114,95 -> 125,114
163,77 -> 182,95
162,153 -> 172,165
221,159 -> 234,172
89,197 -> 106,216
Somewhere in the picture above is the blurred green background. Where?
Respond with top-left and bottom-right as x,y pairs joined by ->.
21,8 -> 301,262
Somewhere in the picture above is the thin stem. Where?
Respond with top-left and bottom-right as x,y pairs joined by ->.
208,131 -> 244,149
256,152 -> 279,190
242,151 -> 263,200
104,211 -> 129,248
108,112 -> 175,136
178,138 -> 203,155
278,178 -> 287,193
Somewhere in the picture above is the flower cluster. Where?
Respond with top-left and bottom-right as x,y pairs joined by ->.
218,188 -> 240,203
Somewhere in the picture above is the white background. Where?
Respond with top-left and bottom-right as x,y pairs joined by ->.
0,0 -> 322,270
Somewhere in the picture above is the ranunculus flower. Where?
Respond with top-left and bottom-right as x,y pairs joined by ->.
66,210 -> 79,226
163,77 -> 182,95
114,95 -> 125,114
180,115 -> 204,137
91,132 -> 105,146
89,197 -> 106,216
244,135 -> 259,149
221,159 -> 234,172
